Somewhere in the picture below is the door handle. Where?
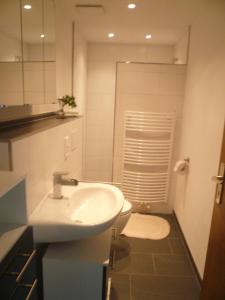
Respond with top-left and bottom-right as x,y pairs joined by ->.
212,163 -> 225,205
211,175 -> 224,184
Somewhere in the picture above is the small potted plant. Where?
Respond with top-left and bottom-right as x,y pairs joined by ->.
57,95 -> 77,118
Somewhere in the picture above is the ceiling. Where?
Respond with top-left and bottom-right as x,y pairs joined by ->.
0,0 -> 205,45
72,0 -> 205,45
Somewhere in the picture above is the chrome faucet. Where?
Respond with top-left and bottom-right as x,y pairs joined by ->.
53,171 -> 78,199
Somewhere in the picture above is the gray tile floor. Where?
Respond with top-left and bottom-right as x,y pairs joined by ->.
109,214 -> 201,300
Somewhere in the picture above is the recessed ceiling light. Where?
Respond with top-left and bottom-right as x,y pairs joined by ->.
125,61 -> 131,64
24,4 -> 32,10
108,33 -> 115,38
40,34 -> 45,38
128,3 -> 136,9
145,34 -> 152,39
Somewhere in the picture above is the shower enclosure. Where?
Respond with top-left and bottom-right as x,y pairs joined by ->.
84,59 -> 186,213
112,62 -> 186,213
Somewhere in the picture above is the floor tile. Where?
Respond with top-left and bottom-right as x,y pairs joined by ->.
113,253 -> 154,275
110,214 -> 200,300
131,274 -> 200,300
120,236 -> 171,254
109,273 -> 130,300
111,237 -> 131,260
153,254 -> 194,277
168,238 -> 187,255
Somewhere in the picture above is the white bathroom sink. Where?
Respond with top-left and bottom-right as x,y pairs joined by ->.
29,182 -> 124,243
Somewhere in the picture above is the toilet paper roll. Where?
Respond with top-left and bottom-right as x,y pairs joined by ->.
173,160 -> 188,174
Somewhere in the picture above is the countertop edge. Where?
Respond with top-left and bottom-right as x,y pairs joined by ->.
0,172 -> 26,198
0,224 -> 28,263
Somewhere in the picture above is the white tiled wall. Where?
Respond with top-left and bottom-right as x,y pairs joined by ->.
113,63 -> 186,212
85,43 -> 175,182
10,118 -> 83,215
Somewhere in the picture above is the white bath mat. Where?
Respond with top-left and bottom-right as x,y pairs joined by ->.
121,213 -> 170,240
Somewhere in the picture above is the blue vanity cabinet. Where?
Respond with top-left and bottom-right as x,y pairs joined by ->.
43,229 -> 112,300
0,227 -> 38,300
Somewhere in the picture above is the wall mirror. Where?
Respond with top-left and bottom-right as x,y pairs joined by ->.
0,0 -> 56,106
0,0 -> 23,105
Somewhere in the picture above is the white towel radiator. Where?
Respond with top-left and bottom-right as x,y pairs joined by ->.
121,111 -> 175,211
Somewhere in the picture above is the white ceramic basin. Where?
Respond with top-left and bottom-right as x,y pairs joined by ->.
29,182 -> 124,243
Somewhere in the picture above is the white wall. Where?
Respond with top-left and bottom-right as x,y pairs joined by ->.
174,0 -> 225,278
85,43 -> 174,181
73,24 -> 87,116
174,30 -> 189,65
71,25 -> 87,178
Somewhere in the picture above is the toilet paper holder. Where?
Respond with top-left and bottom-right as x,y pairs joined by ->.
174,157 -> 190,174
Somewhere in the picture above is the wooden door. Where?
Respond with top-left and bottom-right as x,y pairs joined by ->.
200,125 -> 225,300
